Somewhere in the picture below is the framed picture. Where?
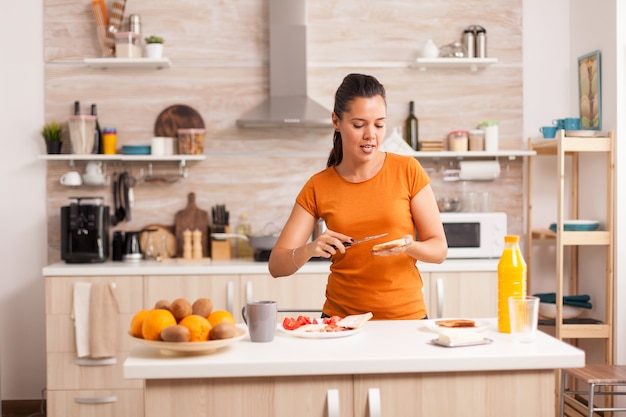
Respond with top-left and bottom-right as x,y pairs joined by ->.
578,50 -> 602,130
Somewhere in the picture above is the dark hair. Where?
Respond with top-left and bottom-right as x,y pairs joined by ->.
327,73 -> 387,167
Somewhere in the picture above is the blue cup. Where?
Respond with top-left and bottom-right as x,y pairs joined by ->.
540,126 -> 557,139
552,118 -> 565,130
563,117 -> 581,130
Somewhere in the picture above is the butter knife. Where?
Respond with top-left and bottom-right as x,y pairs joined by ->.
344,232 -> 388,248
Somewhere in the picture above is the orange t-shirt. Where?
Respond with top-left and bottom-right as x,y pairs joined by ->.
296,153 -> 431,319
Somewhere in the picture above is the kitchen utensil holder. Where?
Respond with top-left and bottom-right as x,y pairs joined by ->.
211,225 -> 232,260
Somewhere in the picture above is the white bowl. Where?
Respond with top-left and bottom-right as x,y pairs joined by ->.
538,302 -> 584,319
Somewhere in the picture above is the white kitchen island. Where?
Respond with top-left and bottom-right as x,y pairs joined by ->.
124,319 -> 584,417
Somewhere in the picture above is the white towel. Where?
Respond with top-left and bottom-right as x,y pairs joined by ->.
72,282 -> 92,358
89,282 -> 119,358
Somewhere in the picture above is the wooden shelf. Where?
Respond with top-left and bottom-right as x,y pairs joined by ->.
39,154 -> 205,165
411,57 -> 498,71
84,57 -> 172,69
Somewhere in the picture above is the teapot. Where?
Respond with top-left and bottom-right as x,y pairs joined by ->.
420,39 -> 440,58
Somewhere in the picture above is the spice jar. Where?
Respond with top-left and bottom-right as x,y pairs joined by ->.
468,129 -> 485,151
448,130 -> 469,152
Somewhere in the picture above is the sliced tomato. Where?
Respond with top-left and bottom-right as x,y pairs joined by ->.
296,315 -> 313,326
282,317 -> 300,330
323,315 -> 341,325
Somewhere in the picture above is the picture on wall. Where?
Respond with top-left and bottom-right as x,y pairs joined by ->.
578,50 -> 601,130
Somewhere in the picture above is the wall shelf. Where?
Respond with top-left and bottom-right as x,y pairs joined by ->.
84,57 -> 172,69
39,154 -> 205,164
411,57 -> 498,71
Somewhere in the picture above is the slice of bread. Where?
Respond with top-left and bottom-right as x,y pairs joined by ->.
371,238 -> 407,254
435,319 -> 476,328
337,312 -> 373,329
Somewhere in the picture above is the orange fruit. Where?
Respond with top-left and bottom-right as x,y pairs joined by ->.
141,309 -> 177,341
208,310 -> 235,328
179,314 -> 212,342
130,309 -> 150,338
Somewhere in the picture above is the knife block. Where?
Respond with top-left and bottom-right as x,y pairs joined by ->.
211,225 -> 231,260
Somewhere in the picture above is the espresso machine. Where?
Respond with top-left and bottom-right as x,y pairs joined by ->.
61,197 -> 110,263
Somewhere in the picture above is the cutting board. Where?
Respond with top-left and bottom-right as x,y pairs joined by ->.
154,105 -> 205,138
174,193 -> 209,257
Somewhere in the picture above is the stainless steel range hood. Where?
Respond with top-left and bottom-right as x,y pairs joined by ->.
236,0 -> 331,128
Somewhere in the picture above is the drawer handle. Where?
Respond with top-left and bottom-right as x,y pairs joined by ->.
74,357 -> 117,366
436,277 -> 444,318
368,388 -> 381,417
74,396 -> 118,404
227,281 -> 234,312
327,389 -> 340,417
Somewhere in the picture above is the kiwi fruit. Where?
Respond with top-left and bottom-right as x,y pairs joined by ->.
192,297 -> 213,318
210,322 -> 237,340
161,324 -> 191,342
170,298 -> 193,322
154,299 -> 171,311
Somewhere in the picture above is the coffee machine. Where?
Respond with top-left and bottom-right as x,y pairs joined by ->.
61,197 -> 110,263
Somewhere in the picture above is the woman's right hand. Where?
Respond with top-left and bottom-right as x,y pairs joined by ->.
311,229 -> 353,259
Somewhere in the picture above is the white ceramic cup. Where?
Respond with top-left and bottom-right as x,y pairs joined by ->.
508,295 -> 540,343
151,137 -> 166,156
59,171 -> 83,186
242,300 -> 277,343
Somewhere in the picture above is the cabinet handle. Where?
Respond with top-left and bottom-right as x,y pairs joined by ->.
74,357 -> 117,366
436,277 -> 444,318
367,387 -> 381,417
245,280 -> 253,304
327,389 -> 340,417
227,281 -> 234,312
74,396 -> 117,404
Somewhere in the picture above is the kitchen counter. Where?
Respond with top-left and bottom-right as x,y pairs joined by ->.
42,258 -> 498,276
123,319 -> 584,417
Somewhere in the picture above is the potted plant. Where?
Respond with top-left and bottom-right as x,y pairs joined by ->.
144,35 -> 164,59
41,121 -> 63,154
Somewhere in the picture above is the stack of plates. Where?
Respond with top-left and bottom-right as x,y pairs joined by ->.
122,145 -> 151,155
564,130 -> 602,137
549,220 -> 599,232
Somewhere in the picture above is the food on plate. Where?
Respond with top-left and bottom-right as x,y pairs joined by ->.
142,309 -> 177,341
371,238 -> 408,254
192,297 -> 213,317
160,324 -> 191,342
208,310 -> 236,327
437,330 -> 483,345
435,319 -> 476,328
282,312 -> 373,333
170,298 -> 193,321
178,314 -> 212,342
154,299 -> 171,311
130,309 -> 150,338
210,322 -> 237,340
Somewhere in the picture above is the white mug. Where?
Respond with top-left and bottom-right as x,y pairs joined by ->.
59,171 -> 82,186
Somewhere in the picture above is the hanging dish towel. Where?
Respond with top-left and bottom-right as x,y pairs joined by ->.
89,282 -> 119,358
72,282 -> 92,358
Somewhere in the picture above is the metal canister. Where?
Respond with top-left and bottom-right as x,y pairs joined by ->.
476,26 -> 487,58
128,14 -> 141,34
463,28 -> 475,58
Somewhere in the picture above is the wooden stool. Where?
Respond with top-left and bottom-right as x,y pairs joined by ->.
560,365 -> 626,417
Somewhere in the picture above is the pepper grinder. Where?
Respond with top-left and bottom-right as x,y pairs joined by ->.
192,229 -> 203,259
183,229 -> 192,259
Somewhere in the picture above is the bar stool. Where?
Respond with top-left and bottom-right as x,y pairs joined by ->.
560,364 -> 626,417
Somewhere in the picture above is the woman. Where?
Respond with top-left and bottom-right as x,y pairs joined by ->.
268,73 -> 447,320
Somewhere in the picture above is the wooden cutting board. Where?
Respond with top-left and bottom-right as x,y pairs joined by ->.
174,192 -> 209,257
154,105 -> 205,138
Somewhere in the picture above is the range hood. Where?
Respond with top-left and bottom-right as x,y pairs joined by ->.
236,0 -> 332,128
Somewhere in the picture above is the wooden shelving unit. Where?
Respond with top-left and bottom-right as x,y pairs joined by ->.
526,130 -> 614,359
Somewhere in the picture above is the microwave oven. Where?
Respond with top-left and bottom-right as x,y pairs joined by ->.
438,212 -> 508,259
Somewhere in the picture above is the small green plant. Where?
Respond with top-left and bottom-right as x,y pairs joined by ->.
145,35 -> 164,44
41,122 -> 63,142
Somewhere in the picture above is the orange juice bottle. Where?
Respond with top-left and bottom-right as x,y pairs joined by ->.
497,235 -> 527,332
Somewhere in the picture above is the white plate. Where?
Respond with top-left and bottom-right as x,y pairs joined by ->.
429,337 -> 493,348
565,130 -> 600,137
129,327 -> 246,354
425,319 -> 490,333
277,323 -> 363,339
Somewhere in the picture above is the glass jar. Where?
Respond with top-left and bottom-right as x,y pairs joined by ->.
468,129 -> 485,151
177,128 -> 205,155
448,130 -> 469,152
114,31 -> 142,58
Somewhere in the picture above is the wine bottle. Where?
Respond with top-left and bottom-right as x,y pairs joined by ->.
404,101 -> 419,150
91,104 -> 103,154
74,100 -> 81,115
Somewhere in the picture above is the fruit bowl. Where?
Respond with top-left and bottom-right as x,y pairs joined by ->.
129,327 -> 246,355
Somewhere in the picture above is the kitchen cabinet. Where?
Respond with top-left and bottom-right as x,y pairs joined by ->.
424,271 -> 497,319
45,275 -> 144,417
526,130 -> 614,363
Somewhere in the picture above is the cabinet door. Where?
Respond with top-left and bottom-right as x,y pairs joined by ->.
427,271 -> 497,318
145,375 -> 353,417
144,274 -> 241,317
240,273 -> 328,321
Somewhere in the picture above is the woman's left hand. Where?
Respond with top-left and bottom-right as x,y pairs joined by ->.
372,235 -> 413,256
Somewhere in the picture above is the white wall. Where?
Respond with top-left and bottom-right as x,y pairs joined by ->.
0,0 -> 47,400
0,0 -> 622,401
